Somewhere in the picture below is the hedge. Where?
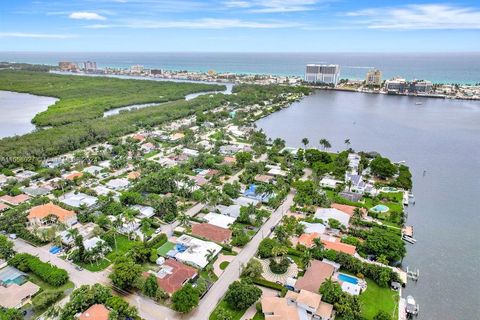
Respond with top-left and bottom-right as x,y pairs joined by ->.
8,253 -> 69,287
146,233 -> 168,249
252,278 -> 284,291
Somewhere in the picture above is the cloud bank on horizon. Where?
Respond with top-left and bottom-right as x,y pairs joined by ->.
1,0 -> 479,51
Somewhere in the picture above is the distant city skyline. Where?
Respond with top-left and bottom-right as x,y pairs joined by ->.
1,0 -> 480,52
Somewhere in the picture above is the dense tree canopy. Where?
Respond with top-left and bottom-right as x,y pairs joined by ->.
224,281 -> 262,310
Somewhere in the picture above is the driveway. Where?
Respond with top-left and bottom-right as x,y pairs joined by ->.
189,192 -> 295,320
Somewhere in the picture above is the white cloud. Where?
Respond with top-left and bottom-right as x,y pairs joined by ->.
85,18 -> 300,29
69,12 -> 107,20
0,32 -> 76,39
346,4 -> 480,30
224,0 -> 323,13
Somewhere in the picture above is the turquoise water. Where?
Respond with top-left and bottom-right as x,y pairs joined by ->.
4,275 -> 27,286
371,204 -> 390,213
338,273 -> 359,285
1,52 -> 480,84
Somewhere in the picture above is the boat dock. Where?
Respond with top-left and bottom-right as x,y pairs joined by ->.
402,225 -> 417,244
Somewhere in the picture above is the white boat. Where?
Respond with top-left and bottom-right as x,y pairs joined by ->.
406,295 -> 419,316
415,101 -> 423,105
402,235 -> 417,244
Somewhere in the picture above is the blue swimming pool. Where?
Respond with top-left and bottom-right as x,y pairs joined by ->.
338,273 -> 359,285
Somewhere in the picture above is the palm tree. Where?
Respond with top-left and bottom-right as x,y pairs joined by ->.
66,228 -> 79,246
313,238 -> 324,251
205,249 -> 216,262
344,139 -> 351,148
301,250 -> 312,269
301,138 -> 309,149
112,215 -> 124,249
319,138 -> 332,151
177,212 -> 190,227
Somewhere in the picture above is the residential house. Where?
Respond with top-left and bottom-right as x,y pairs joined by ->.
105,178 -> 130,191
262,289 -> 334,320
294,260 -> 335,294
203,212 -> 236,229
60,192 -> 98,208
144,259 -> 197,294
173,235 -> 222,269
314,208 -> 351,228
0,194 -> 30,206
131,205 -> 155,219
64,171 -> 83,181
331,203 -> 367,218
191,223 -> 232,243
322,239 -> 356,256
215,204 -> 241,219
28,202 -> 77,227
83,166 -> 104,177
320,177 -> 342,189
78,304 -> 110,320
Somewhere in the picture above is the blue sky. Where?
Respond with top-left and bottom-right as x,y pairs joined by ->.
1,0 -> 480,52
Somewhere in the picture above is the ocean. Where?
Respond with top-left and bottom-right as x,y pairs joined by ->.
1,52 -> 479,84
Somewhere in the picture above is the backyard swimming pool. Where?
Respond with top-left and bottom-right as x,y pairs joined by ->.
338,273 -> 359,285
370,204 -> 390,214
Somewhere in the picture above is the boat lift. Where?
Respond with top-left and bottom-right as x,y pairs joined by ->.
406,266 -> 420,281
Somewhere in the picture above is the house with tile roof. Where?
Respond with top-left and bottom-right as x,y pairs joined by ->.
262,289 -> 334,320
0,194 -> 30,206
191,223 -> 232,243
78,304 -> 110,320
144,259 -> 197,294
28,202 -> 77,227
294,260 -> 335,294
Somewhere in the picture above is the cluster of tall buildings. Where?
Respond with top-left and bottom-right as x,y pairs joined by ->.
58,61 -> 98,72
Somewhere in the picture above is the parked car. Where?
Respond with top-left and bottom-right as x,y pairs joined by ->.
8,234 -> 17,239
75,265 -> 84,271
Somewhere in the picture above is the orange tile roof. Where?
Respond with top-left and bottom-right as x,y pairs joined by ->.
298,232 -> 320,248
191,223 -> 232,243
78,304 -> 110,320
144,259 -> 197,294
331,203 -> 366,217
132,134 -> 145,141
295,260 -> 335,293
0,203 -> 10,212
65,172 -> 83,181
28,202 -> 76,223
222,156 -> 236,164
322,239 -> 356,255
0,194 -> 30,205
127,171 -> 141,180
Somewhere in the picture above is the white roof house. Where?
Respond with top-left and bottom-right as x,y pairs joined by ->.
175,235 -> 222,269
83,237 -> 108,251
314,208 -> 351,228
215,204 -> 241,219
233,196 -> 260,207
98,160 -> 111,169
320,177 -> 342,189
182,148 -> 199,158
60,192 -> 98,208
131,205 -> 155,219
83,166 -> 104,176
106,178 -> 130,191
203,212 -> 236,229
93,185 -> 120,198
300,221 -> 326,235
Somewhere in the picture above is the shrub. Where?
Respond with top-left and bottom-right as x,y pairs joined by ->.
224,281 -> 262,310
171,284 -> 199,313
8,253 -> 68,287
146,233 -> 167,249
269,258 -> 290,274
32,291 -> 63,310
251,278 -> 284,291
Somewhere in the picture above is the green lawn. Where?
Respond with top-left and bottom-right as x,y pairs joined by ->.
77,234 -> 139,272
209,300 -> 246,320
28,273 -> 74,292
157,241 -> 176,256
252,311 -> 265,320
359,278 -> 399,320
